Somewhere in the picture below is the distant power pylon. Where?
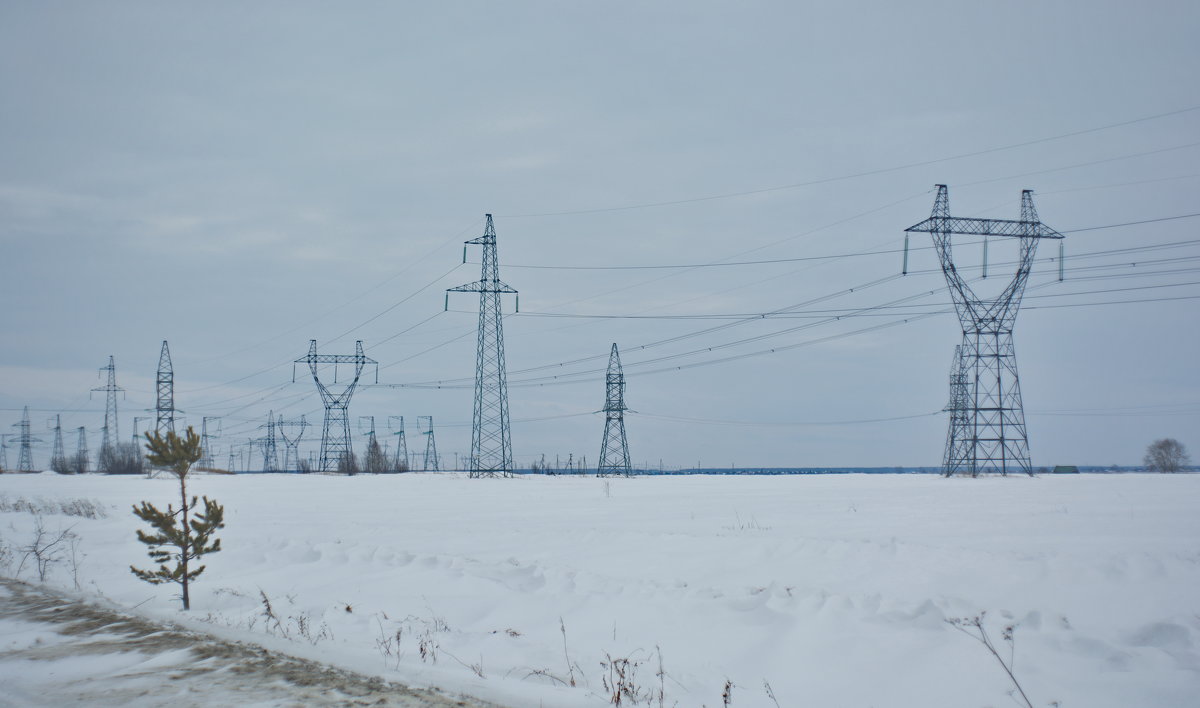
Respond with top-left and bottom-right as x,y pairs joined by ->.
295,340 -> 377,473
132,416 -> 149,444
419,415 -> 439,471
388,416 -> 408,471
200,416 -> 222,470
905,185 -> 1065,476
258,410 -> 279,472
91,356 -> 124,455
155,340 -> 177,437
597,343 -> 632,477
49,414 -> 66,471
0,434 -> 8,470
942,345 -> 971,475
276,415 -> 308,472
13,406 -> 40,472
76,427 -> 89,473
447,214 -> 518,478
358,415 -> 376,444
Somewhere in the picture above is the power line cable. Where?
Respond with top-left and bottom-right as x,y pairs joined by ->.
499,105 -> 1200,217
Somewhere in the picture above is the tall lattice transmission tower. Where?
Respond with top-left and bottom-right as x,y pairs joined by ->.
91,356 -> 124,455
200,417 -> 221,470
13,406 -> 39,472
49,414 -> 66,471
295,340 -> 377,473
388,416 -> 408,471
358,416 -> 376,444
447,214 -> 518,478
419,415 -> 439,471
597,343 -> 632,477
942,345 -> 971,475
132,416 -> 150,444
258,411 -> 279,472
75,427 -> 89,473
905,185 -> 1064,476
155,340 -> 177,437
276,415 -> 308,472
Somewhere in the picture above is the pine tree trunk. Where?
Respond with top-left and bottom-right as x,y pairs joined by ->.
179,473 -> 190,611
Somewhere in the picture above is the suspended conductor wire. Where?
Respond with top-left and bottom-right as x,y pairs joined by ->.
636,410 -> 944,427
383,232 -> 1200,387
498,105 -> 1200,217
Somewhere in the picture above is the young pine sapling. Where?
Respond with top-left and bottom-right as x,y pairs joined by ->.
131,427 -> 225,610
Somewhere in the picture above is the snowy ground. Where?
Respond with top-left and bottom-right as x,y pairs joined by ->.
0,578 -> 498,707
0,472 -> 1197,707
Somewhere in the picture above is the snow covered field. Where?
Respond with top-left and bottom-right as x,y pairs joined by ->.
1,472 -> 1197,707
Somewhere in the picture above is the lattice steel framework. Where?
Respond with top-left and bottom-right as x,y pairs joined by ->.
13,406 -> 39,472
91,356 -> 123,455
943,345 -> 972,474
276,415 -> 308,472
50,414 -> 66,471
905,185 -> 1064,476
200,416 -> 221,470
447,214 -> 518,478
388,416 -> 408,471
132,416 -> 149,444
75,427 -> 89,473
295,340 -> 377,473
155,340 -> 176,437
419,415 -> 440,471
258,410 -> 279,472
597,343 -> 631,477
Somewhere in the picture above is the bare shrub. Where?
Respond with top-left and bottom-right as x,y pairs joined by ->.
17,515 -> 78,582
601,650 -> 666,707
0,533 -> 13,574
50,454 -> 73,474
763,679 -> 781,708
68,452 -> 89,475
257,589 -> 332,645
99,442 -> 146,475
337,452 -> 360,475
947,613 -> 1035,708
0,495 -> 106,519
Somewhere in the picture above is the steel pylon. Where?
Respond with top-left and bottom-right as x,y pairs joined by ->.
200,417 -> 221,470
943,345 -> 972,474
91,356 -> 123,455
75,427 -> 89,473
13,406 -> 39,472
276,415 -> 308,472
447,214 -> 518,478
419,415 -> 439,471
295,340 -> 377,473
905,185 -> 1064,476
388,416 -> 408,471
258,410 -> 279,472
50,414 -> 66,471
597,343 -> 631,477
155,340 -> 176,437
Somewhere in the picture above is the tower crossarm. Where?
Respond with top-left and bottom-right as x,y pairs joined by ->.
447,280 -> 518,294
297,354 -> 380,365
904,217 -> 1064,239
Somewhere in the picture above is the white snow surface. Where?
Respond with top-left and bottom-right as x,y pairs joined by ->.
1,472 -> 1197,707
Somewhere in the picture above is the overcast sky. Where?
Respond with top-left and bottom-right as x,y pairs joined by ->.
2,1 -> 1198,470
